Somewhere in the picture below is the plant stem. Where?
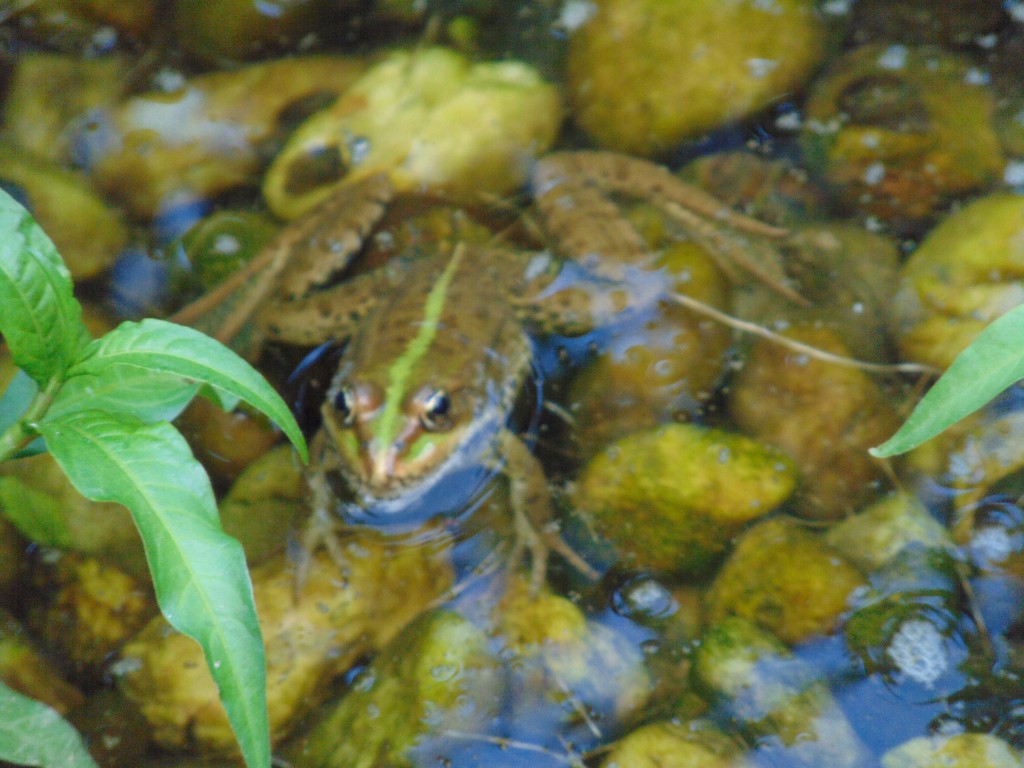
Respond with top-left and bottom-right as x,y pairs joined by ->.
0,376 -> 59,463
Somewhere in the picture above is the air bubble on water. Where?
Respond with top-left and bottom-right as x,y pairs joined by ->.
863,162 -> 886,186
212,233 -> 241,255
877,45 -> 908,71
970,525 -> 1013,565
886,619 -> 948,687
556,1 -> 598,33
821,0 -> 851,13
964,67 -> 990,86
346,135 -> 372,166
851,301 -> 865,315
1004,160 -> 1024,187
746,58 -> 780,79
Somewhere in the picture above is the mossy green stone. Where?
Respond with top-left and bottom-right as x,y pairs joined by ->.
573,424 -> 796,575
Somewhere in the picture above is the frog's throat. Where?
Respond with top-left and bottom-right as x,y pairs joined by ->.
372,244 -> 466,451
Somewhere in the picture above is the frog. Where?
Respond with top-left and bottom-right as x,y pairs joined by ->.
172,150 -> 805,593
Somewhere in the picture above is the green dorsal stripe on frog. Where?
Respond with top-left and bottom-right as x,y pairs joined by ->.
374,244 -> 466,449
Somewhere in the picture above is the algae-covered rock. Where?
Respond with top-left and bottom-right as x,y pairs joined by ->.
0,608 -> 84,715
495,577 -> 651,728
892,193 -> 1024,370
25,552 -> 157,683
843,547 -> 961,689
173,0 -> 351,64
290,609 -> 502,768
602,720 -> 750,768
293,575 -> 651,767
567,241 -> 731,458
0,148 -> 127,280
83,56 -> 367,219
263,47 -> 561,219
2,53 -> 130,162
176,397 -> 282,491
0,452 -> 148,581
692,617 -> 871,768
572,423 -> 796,576
802,45 -> 1003,230
6,0 -> 157,45
825,491 -> 952,572
882,733 -> 1024,768
567,0 -> 824,156
118,532 -> 454,752
730,324 -> 900,520
215,444 -> 306,564
170,209 -> 279,296
705,518 -> 866,645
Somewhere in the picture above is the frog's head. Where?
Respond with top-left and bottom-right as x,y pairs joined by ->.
320,376 -> 477,497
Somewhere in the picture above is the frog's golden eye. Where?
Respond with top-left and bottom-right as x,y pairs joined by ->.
419,389 -> 452,432
331,386 -> 356,426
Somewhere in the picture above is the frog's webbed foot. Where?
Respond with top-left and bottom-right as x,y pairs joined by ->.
497,430 -> 598,595
291,465 -> 352,601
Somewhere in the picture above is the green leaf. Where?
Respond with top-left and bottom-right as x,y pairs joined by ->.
67,319 -> 307,461
0,189 -> 89,385
47,365 -> 200,424
39,409 -> 270,768
0,680 -> 97,768
872,303 -> 1024,457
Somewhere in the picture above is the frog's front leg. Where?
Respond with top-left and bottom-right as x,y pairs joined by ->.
494,428 -> 598,593
292,431 -> 351,597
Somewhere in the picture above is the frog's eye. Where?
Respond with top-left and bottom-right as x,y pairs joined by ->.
419,389 -> 452,432
331,387 -> 356,426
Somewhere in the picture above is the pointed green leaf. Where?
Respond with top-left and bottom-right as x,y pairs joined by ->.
68,319 -> 307,461
47,366 -> 200,424
39,409 -> 269,768
0,680 -> 97,768
872,303 -> 1024,457
0,189 -> 89,385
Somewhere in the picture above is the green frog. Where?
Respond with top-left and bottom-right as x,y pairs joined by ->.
173,151 -> 798,592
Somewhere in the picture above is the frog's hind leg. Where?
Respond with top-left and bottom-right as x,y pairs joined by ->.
496,429 -> 598,594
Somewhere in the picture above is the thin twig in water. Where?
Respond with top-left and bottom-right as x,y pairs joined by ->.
667,291 -> 941,377
442,731 -> 576,764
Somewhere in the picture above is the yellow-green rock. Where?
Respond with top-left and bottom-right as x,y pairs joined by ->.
0,609 -> 84,715
893,193 -> 1024,370
802,44 -> 1003,229
567,0 -> 825,156
7,0 -> 157,44
705,518 -> 866,644
0,148 -> 127,280
263,47 -> 562,219
730,324 -> 900,520
692,617 -> 871,768
216,444 -> 306,564
602,721 -> 750,768
573,423 -> 796,576
495,577 -> 651,725
86,56 -> 367,219
882,734 -> 1024,768
289,609 -> 501,768
25,552 -> 157,683
568,241 -> 731,458
2,53 -> 130,163
119,531 -> 454,753
0,452 -> 148,581
825,491 -> 952,572
174,0 -> 350,64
